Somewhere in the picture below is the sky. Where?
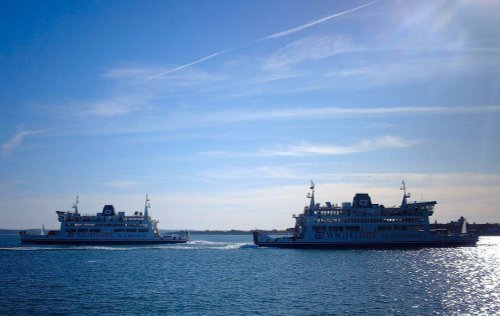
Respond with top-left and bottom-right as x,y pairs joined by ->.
1,0 -> 500,230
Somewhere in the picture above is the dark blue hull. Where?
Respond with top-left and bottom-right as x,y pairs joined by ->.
20,238 -> 188,245
253,241 -> 477,249
253,232 -> 478,249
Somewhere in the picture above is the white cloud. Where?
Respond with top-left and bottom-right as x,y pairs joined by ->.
82,95 -> 148,117
103,65 -> 227,86
326,54 -> 500,86
206,105 -> 500,125
199,135 -> 416,158
134,2 -> 375,79
63,104 -> 500,136
262,135 -> 416,157
1,129 -> 47,156
265,35 -> 357,69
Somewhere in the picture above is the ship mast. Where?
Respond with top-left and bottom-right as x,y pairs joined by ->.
307,180 -> 316,210
72,196 -> 79,214
400,180 -> 411,207
144,194 -> 150,220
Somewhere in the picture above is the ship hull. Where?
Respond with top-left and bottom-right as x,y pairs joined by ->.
253,232 -> 478,249
253,241 -> 477,249
20,236 -> 188,245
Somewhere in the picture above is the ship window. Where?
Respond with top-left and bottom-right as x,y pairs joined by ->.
394,226 -> 408,231
408,225 -> 423,231
377,226 -> 392,231
345,226 -> 360,232
312,226 -> 323,232
328,226 -> 343,231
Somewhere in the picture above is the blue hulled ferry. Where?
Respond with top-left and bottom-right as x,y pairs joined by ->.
253,181 -> 478,249
20,196 -> 189,244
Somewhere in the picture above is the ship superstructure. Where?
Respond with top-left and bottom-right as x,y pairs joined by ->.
20,196 -> 189,244
253,181 -> 478,248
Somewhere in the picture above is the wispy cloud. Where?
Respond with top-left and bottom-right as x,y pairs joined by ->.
264,35 -> 357,69
147,2 -> 375,78
205,105 -> 500,125
104,65 -> 226,85
199,166 -> 500,189
2,129 -> 47,156
325,54 -> 500,87
261,136 -> 415,157
200,135 -> 416,158
66,104 -> 500,136
82,95 -> 149,117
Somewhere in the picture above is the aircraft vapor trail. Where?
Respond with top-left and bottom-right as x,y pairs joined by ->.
149,48 -> 234,80
261,1 -> 377,40
152,1 -> 376,79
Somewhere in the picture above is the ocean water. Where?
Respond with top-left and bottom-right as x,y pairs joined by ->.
0,234 -> 499,315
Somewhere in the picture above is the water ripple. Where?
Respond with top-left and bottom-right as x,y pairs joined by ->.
0,235 -> 499,315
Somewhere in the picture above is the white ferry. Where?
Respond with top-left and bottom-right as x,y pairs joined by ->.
253,182 -> 479,249
20,196 -> 189,244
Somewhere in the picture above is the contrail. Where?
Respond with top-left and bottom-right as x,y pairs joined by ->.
261,1 -> 377,40
149,48 -> 234,80
152,1 -> 376,79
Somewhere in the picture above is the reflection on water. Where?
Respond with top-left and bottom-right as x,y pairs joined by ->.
0,235 -> 499,315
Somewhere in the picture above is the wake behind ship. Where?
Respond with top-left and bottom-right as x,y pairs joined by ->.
253,181 -> 478,249
20,196 -> 189,244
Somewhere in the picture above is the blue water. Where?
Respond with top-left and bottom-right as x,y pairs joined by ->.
1,234 -> 499,315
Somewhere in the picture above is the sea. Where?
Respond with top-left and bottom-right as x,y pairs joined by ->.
1,234 -> 499,315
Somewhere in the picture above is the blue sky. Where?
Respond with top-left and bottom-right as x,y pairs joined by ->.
1,0 -> 500,230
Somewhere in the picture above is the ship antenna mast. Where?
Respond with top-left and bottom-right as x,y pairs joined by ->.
400,180 -> 411,207
307,180 -> 316,209
72,195 -> 79,214
144,194 -> 150,220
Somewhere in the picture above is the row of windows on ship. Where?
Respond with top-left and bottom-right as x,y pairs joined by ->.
309,209 -> 427,216
62,216 -> 148,222
311,225 -> 424,232
314,217 -> 425,223
66,228 -> 150,233
64,223 -> 149,227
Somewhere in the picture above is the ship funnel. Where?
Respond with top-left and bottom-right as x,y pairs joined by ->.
353,193 -> 372,208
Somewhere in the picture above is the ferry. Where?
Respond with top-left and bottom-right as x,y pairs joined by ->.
20,196 -> 189,244
253,181 -> 479,249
